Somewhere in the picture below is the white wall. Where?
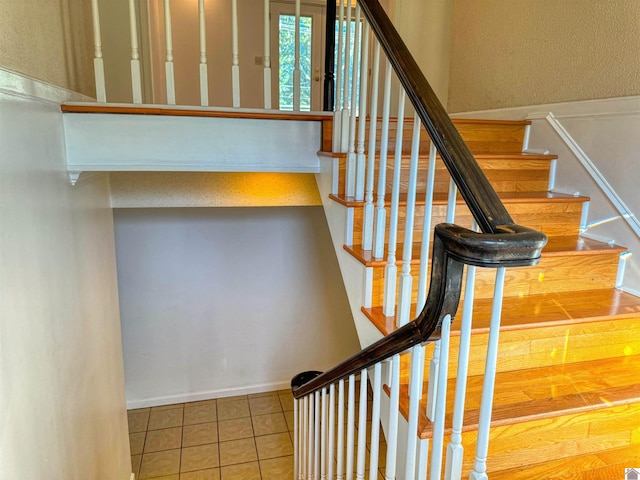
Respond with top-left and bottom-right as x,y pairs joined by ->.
0,71 -> 130,480
114,206 -> 360,408
453,96 -> 640,294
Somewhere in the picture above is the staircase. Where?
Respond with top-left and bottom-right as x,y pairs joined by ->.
323,116 -> 640,478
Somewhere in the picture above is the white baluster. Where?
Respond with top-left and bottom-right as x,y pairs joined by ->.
447,177 -> 457,223
346,375 -> 356,480
340,0 -> 352,152
404,344 -> 425,480
315,391 -> 321,480
384,354 -> 400,480
426,340 -> 440,422
383,90 -> 406,317
356,369 -> 368,480
429,314 -> 452,480
470,267 -> 507,480
231,0 -> 240,107
303,395 -> 309,479
362,40 -> 380,250
198,0 -> 208,106
321,389 -> 327,480
128,0 -> 142,103
345,6 -> 362,198
90,0 -> 106,102
355,21 -> 369,202
417,438 -> 430,480
445,250 -> 477,480
333,0 -> 345,151
294,397 -> 300,479
293,0 -> 301,111
337,379 -> 345,480
368,363 -> 382,476
416,142 -> 438,312
372,62 -> 392,259
328,384 -> 336,480
263,0 -> 271,109
164,0 -> 175,104
309,394 -> 315,480
397,113 -> 421,326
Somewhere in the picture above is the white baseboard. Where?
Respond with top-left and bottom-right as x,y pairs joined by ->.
0,66 -> 93,104
126,380 -> 291,409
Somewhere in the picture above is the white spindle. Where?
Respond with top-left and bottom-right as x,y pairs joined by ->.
416,143 -> 438,312
470,267 -> 507,480
356,369 -> 368,480
346,375 -> 356,480
397,114 -> 421,326
383,90 -> 406,317
417,438 -> 430,480
128,0 -> 142,103
384,354 -> 400,480
314,391 -> 321,480
337,379 -> 345,480
328,384 -> 336,480
263,0 -> 271,109
340,1 -> 352,152
346,6 -> 362,198
404,344 -> 425,480
231,0 -> 240,107
426,340 -> 440,421
362,41 -> 381,250
447,177 -> 457,223
321,389 -> 327,480
355,21 -> 369,202
303,395 -> 309,479
445,255 -> 478,480
309,394 -> 315,480
164,0 -> 175,104
293,0 -> 301,111
429,315 -> 452,480
295,398 -> 300,479
90,0 -> 106,102
372,62 -> 392,259
333,0 -> 346,151
198,0 -> 209,106
368,362 -> 382,476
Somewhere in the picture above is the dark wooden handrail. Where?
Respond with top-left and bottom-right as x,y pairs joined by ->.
293,0 -> 548,399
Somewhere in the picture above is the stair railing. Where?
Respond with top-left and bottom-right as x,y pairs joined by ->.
292,1 -> 547,479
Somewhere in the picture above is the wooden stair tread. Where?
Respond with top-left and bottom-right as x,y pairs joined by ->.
329,190 -> 589,207
344,235 -> 626,267
320,150 -> 558,161
363,288 -> 640,337
390,354 -> 640,439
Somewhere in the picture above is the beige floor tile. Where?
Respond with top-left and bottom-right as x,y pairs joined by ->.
128,410 -> 150,433
252,413 -> 287,437
130,432 -> 146,455
284,410 -> 294,431
145,427 -> 182,453
139,449 -> 181,479
144,475 -> 178,480
278,392 -> 294,411
218,417 -> 254,442
248,396 -> 282,416
187,399 -> 217,406
131,455 -> 142,477
184,403 -> 217,426
148,407 -> 184,430
183,422 -> 218,447
248,391 -> 277,399
181,443 -> 220,472
259,455 -> 294,480
217,397 -> 250,421
220,462 -> 261,480
180,468 -> 220,480
219,438 -> 258,466
255,432 -> 293,460
151,403 -> 185,411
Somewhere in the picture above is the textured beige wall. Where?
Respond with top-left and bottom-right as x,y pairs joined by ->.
448,0 -> 640,112
0,0 -> 94,96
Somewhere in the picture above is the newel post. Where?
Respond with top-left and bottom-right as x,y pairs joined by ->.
323,0 -> 336,111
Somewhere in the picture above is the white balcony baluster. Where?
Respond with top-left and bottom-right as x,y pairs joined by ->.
321,388 -> 327,480
333,0 -> 346,151
346,374 -> 356,480
404,344 -> 425,480
90,0 -> 106,102
328,384 -> 336,480
337,379 -> 345,480
303,395 -> 309,479
383,90 -> 406,317
128,0 -> 142,103
314,391 -> 321,479
355,21 -> 369,202
340,0 -> 352,152
368,363 -> 382,476
294,398 -> 300,479
293,0 -> 301,111
384,354 -> 400,480
416,143 -> 438,312
231,0 -> 240,107
346,6 -> 362,198
164,0 -> 175,104
198,0 -> 208,106
356,369 -> 368,480
263,0 -> 271,109
362,40 -> 380,250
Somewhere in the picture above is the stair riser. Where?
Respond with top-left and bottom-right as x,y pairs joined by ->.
351,201 -> 584,246
399,316 -> 640,383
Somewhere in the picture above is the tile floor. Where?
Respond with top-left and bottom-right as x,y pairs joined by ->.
127,388 -> 387,480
